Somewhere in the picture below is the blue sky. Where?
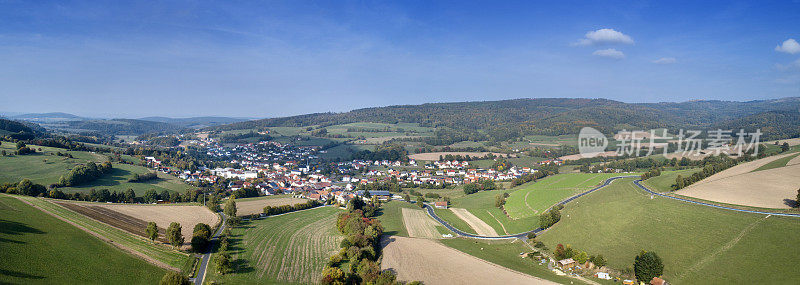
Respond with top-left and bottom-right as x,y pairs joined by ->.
1,0 -> 799,118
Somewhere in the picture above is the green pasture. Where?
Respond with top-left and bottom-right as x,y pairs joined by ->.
538,178 -> 800,284
504,173 -> 635,219
0,142 -> 107,185
0,195 -> 167,284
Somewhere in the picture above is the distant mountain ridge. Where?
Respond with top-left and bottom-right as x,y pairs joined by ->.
137,116 -> 249,128
210,97 -> 800,142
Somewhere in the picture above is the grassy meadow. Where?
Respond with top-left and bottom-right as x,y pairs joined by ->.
537,178 -> 800,284
15,195 -> 194,272
446,189 -> 539,235
642,168 -> 702,192
504,173 -> 635,219
0,141 -> 194,195
58,163 -> 195,196
0,142 -> 106,185
0,195 -> 167,284
206,206 -> 342,284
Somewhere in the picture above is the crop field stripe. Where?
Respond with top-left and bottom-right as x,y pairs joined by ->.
13,196 -> 191,270
209,206 -> 340,284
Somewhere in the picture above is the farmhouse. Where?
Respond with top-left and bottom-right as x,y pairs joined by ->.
650,277 -> 668,285
557,258 -> 577,270
434,201 -> 448,209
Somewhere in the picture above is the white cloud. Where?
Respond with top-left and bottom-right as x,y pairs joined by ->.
575,28 -> 634,46
775,38 -> 800,54
652,57 -> 676,64
592,48 -> 625,59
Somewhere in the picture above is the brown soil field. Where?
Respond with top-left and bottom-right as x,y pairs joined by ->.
559,151 -> 618,161
55,202 -> 163,241
449,208 -> 498,237
401,208 -> 441,239
689,152 -> 796,186
676,162 -> 800,209
408,152 -> 508,161
787,154 -> 800,166
381,236 -> 557,285
55,201 -> 218,244
236,197 -> 308,216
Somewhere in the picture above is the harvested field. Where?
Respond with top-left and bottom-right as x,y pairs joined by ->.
55,202 -> 160,241
381,236 -> 556,285
449,208 -> 498,237
236,196 -> 308,216
690,152 -> 796,186
401,208 -> 441,239
559,151 -> 617,161
788,154 -> 800,166
408,152 -> 508,161
676,163 -> 800,209
54,201 -> 218,245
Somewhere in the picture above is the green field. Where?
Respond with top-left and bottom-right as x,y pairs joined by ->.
206,206 -> 342,284
642,168 -> 702,192
376,201 -> 419,237
446,189 -> 539,235
0,142 -> 106,185
505,173 -> 635,219
59,163 -> 195,195
0,142 -> 194,195
14,195 -> 194,272
538,178 -> 800,284
0,195 -> 167,284
440,238 -> 586,285
753,152 -> 800,172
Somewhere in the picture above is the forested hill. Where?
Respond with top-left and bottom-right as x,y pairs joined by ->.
210,97 -> 800,141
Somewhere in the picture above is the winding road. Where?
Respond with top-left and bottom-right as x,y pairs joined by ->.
193,212 -> 227,285
425,175 -> 800,240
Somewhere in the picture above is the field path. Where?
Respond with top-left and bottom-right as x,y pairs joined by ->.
450,208 -> 499,237
485,210 -> 508,235
381,236 -> 557,285
402,208 -> 441,239
675,215 -> 769,282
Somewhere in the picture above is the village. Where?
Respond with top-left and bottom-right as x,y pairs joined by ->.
142,136 -> 555,206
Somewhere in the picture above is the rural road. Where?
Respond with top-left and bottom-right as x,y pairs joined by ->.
425,175 -> 800,241
424,175 -> 637,239
632,179 -> 800,218
193,212 -> 227,285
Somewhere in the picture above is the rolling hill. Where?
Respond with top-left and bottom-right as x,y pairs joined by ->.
210,97 -> 800,142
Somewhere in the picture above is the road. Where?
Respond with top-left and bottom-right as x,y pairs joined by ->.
193,212 -> 227,285
424,175 -> 637,239
631,179 -> 800,218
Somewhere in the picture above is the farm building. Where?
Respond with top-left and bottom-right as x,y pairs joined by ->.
557,258 -> 577,270
650,277 -> 668,285
434,201 -> 448,209
595,272 -> 611,280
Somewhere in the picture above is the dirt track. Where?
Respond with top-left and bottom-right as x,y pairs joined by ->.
449,208 -> 498,237
381,236 -> 557,285
677,158 -> 800,209
236,197 -> 308,216
401,208 -> 441,239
